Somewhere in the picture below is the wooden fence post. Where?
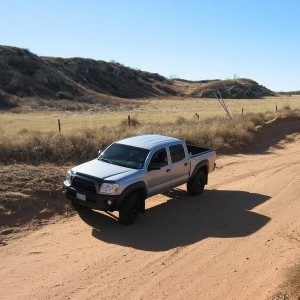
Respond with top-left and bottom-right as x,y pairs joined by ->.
242,108 -> 244,115
58,119 -> 61,132
276,105 -> 278,112
128,115 -> 131,127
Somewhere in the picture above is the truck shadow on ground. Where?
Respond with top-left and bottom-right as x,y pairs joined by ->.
78,189 -> 271,251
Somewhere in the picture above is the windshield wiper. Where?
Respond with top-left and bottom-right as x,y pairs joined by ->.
99,158 -> 114,164
115,162 -> 127,167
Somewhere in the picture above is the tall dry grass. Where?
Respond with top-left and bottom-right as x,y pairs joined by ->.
0,108 -> 299,164
1,95 -> 300,135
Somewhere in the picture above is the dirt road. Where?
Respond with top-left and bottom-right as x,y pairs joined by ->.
0,128 -> 300,299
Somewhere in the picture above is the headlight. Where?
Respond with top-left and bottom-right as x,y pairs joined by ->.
99,183 -> 119,194
64,169 -> 72,186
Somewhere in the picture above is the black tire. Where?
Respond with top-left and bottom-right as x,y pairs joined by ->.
187,169 -> 206,196
119,193 -> 139,225
71,201 -> 87,211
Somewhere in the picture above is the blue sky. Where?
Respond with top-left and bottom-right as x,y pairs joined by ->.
1,0 -> 299,91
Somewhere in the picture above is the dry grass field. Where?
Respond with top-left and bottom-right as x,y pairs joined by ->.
0,95 -> 299,135
0,96 -> 300,164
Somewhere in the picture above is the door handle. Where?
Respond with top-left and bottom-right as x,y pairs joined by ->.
166,169 -> 171,172
184,163 -> 188,166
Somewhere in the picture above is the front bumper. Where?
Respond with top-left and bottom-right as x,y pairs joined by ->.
63,183 -> 120,211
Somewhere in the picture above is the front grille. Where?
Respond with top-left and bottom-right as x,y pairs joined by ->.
72,176 -> 96,193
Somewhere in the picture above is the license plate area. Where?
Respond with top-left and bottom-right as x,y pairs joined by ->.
76,193 -> 86,201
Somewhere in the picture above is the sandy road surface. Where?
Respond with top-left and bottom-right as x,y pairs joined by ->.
0,130 -> 300,299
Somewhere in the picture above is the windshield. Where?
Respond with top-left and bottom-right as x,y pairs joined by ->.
98,143 -> 150,169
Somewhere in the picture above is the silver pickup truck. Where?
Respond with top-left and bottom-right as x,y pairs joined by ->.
63,134 -> 216,224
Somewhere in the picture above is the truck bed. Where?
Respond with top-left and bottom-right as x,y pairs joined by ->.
186,144 -> 214,157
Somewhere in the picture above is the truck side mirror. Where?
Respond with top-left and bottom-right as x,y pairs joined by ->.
148,163 -> 161,171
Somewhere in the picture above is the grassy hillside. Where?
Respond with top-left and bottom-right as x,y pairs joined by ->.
0,45 -> 275,109
0,46 -> 175,103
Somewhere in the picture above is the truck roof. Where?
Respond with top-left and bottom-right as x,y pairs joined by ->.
116,134 -> 182,150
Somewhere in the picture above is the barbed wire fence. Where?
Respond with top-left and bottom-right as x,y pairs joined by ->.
0,103 -> 287,134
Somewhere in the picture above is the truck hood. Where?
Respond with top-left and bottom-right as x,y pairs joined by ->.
71,159 -> 140,181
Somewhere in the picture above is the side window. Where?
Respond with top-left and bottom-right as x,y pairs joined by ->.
169,144 -> 185,163
150,148 -> 168,166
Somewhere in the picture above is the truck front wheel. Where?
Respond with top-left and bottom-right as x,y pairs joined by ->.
187,169 -> 206,196
119,193 -> 139,225
71,201 -> 87,211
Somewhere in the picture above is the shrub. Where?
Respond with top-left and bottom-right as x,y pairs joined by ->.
75,95 -> 93,103
175,116 -> 187,125
282,105 -> 291,110
55,91 -> 74,100
0,93 -> 18,109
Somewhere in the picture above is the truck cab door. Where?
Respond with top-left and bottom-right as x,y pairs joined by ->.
169,144 -> 190,188
146,148 -> 171,197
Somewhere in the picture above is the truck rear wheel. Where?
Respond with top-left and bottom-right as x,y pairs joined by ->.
119,193 -> 139,225
187,169 -> 206,196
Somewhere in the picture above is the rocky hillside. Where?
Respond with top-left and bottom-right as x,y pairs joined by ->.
0,45 -> 275,109
174,78 -> 275,98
